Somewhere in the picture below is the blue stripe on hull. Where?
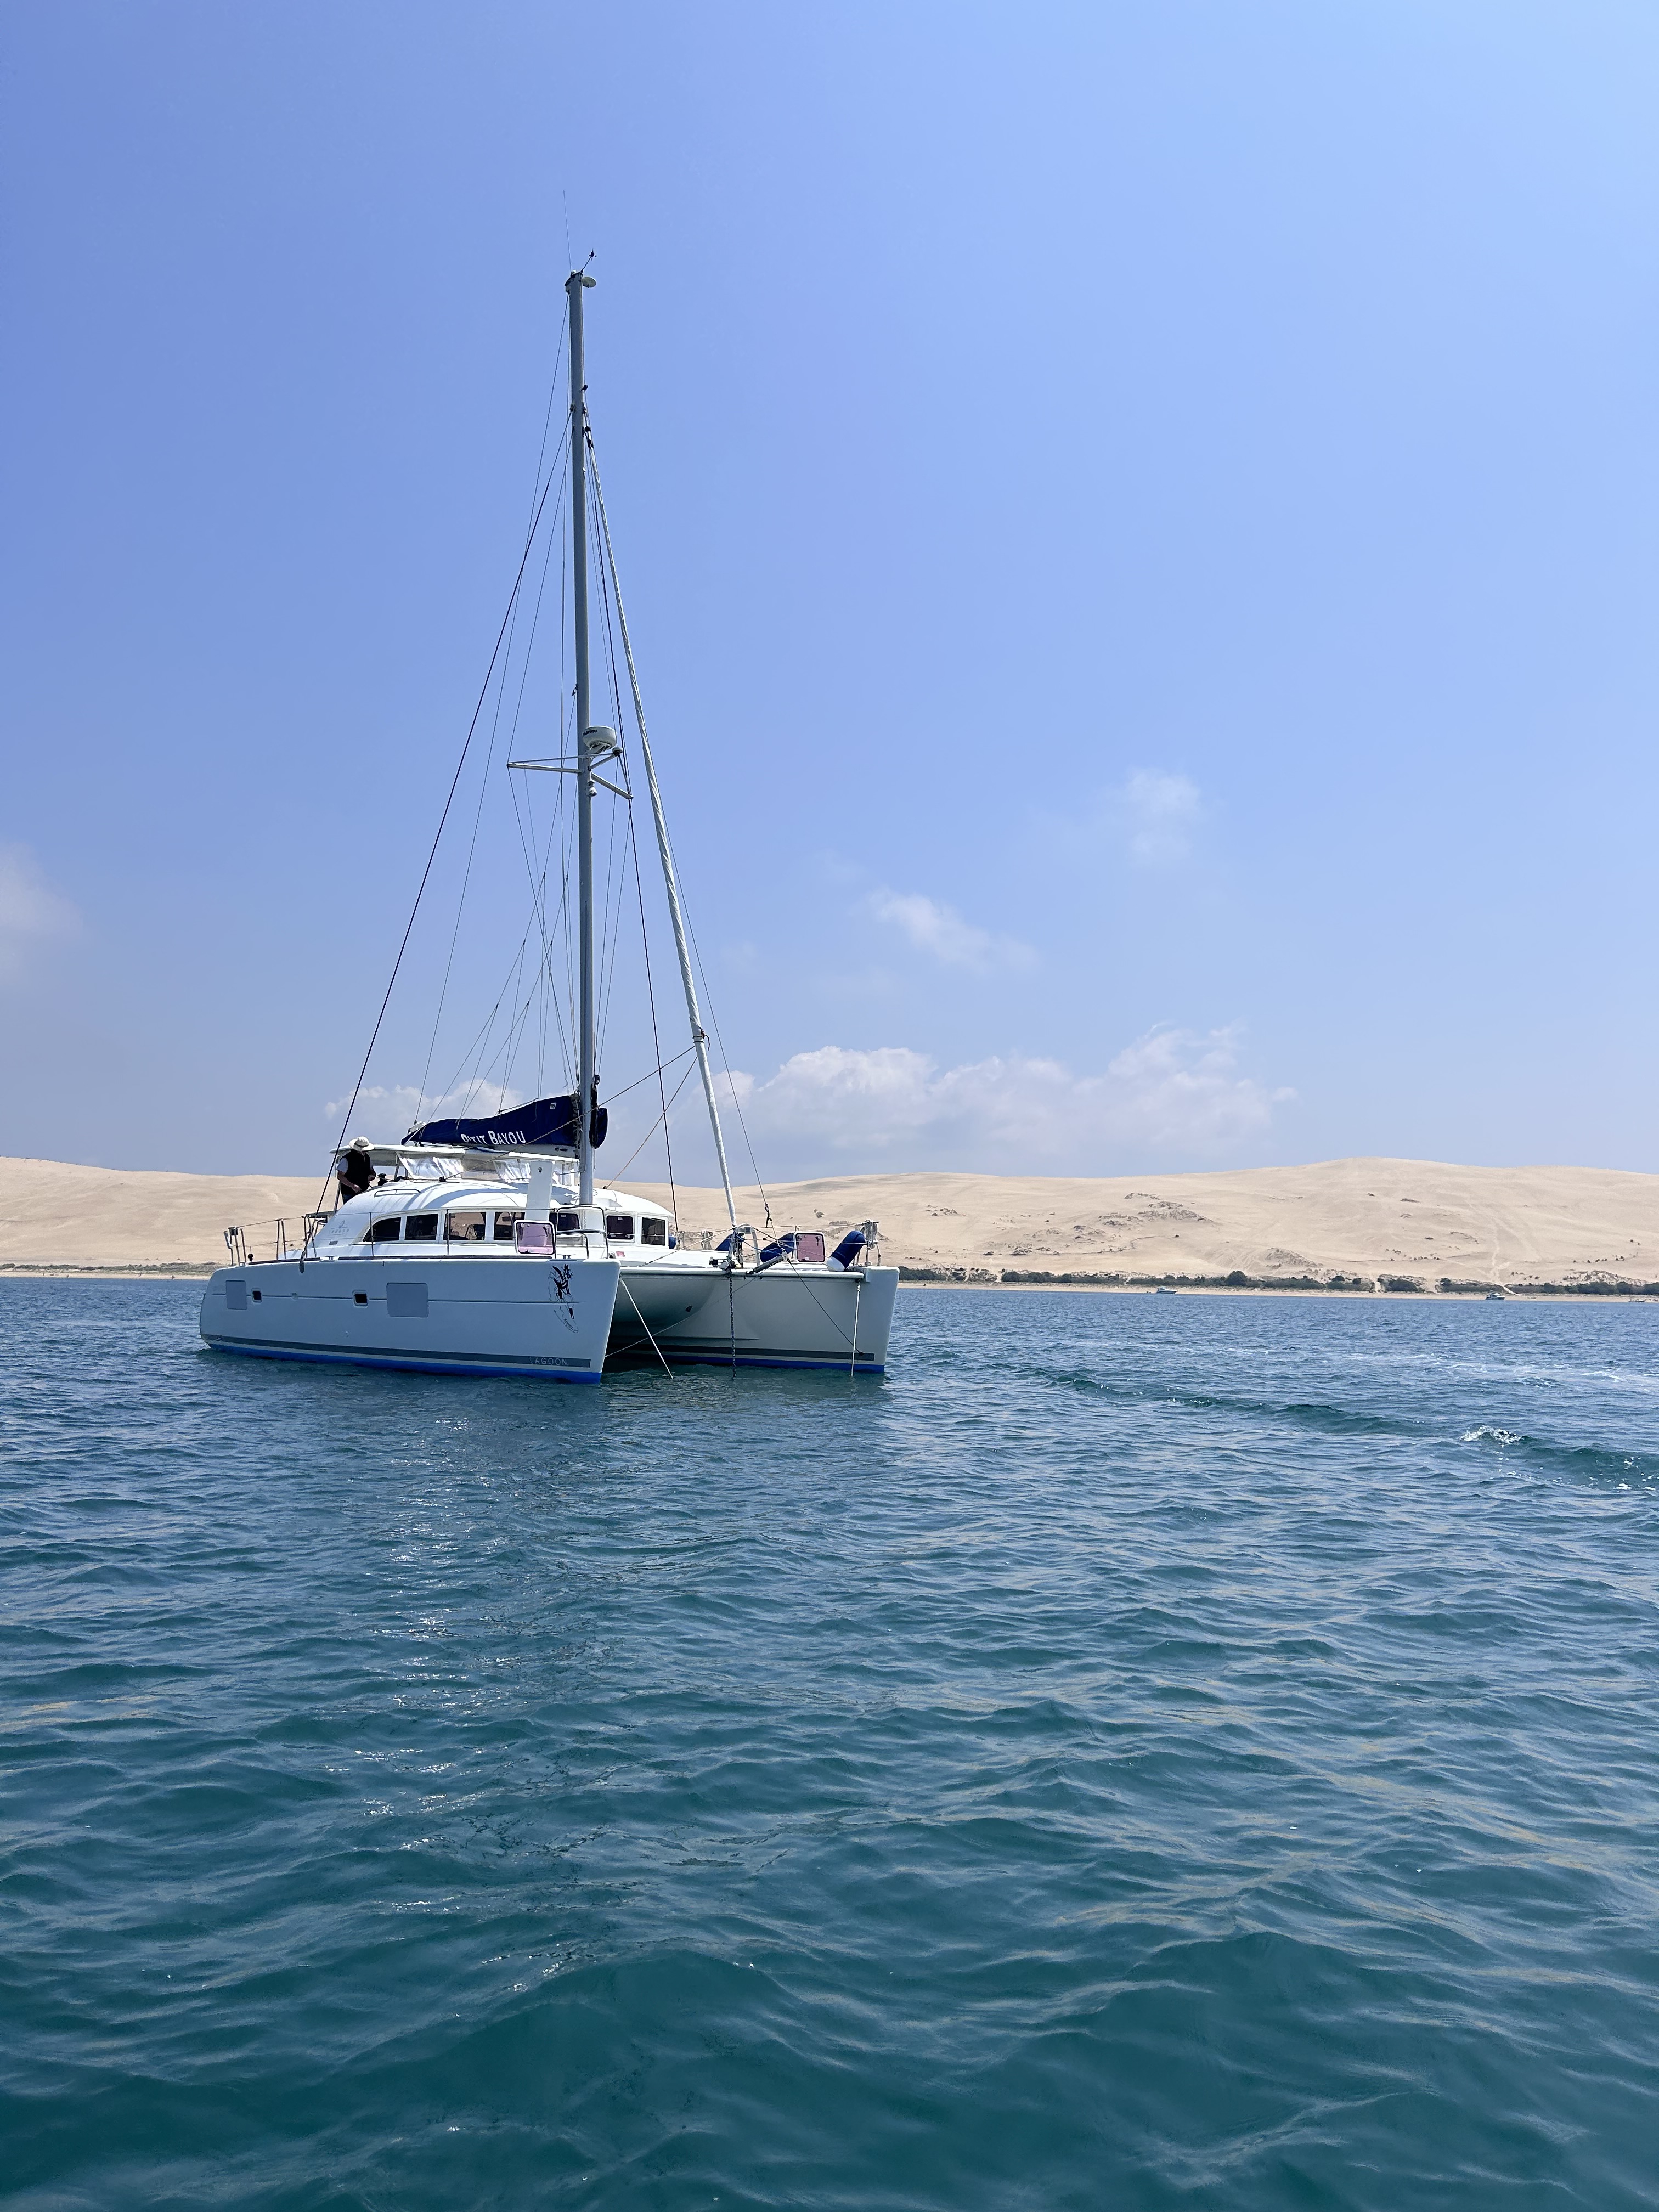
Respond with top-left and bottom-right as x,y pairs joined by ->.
647,1352 -> 886,1374
204,1341 -> 602,1383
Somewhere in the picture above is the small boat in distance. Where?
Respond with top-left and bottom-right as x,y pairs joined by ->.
199,270 -> 898,1381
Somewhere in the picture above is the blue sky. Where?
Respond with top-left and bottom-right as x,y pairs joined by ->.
4,1 -> 1658,1181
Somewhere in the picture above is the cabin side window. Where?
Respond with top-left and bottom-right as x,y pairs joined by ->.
605,1214 -> 635,1240
491,1210 -> 523,1242
445,1211 -> 486,1242
405,1214 -> 440,1242
641,1216 -> 667,1246
368,1217 -> 402,1243
555,1210 -> 582,1234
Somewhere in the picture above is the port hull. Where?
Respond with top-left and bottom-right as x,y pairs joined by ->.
199,1253 -> 621,1381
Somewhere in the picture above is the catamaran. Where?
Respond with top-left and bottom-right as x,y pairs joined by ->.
199,270 -> 898,1381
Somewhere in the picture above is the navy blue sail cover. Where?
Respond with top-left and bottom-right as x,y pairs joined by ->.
407,1092 -> 607,1153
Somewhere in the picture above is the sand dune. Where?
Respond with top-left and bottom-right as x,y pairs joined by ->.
3,1153 -> 1657,1292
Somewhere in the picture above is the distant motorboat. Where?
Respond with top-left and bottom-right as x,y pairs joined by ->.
1486,1291 -> 1506,1301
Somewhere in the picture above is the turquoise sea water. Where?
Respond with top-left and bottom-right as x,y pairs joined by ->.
3,1279 -> 1656,2210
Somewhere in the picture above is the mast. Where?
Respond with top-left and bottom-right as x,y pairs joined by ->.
567,267 -> 597,1211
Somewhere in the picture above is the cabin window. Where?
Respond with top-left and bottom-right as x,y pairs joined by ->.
445,1211 -> 486,1242
641,1216 -> 667,1246
369,1217 -> 402,1243
405,1214 -> 439,1242
555,1210 -> 582,1234
605,1214 -> 635,1241
491,1210 -> 523,1242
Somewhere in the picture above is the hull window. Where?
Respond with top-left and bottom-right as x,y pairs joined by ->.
387,1280 -> 428,1319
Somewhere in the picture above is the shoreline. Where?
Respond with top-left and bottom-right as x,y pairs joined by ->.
901,1280 -> 1659,1302
0,1268 -> 214,1281
3,1266 -> 1654,1304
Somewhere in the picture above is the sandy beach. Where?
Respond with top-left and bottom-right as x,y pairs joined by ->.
3,1153 -> 1657,1293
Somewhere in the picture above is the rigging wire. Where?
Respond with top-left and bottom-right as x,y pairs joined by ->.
558,522 -> 575,1082
628,798 -> 679,1228
684,913 -> 772,1228
499,437 -> 579,1087
417,310 -> 571,1120
316,450 -> 567,1209
424,866 -> 568,1115
587,441 -> 751,1230
610,1059 -> 698,1178
599,1043 -> 693,1106
416,415 -> 572,1125
598,552 -> 681,1217
592,490 -> 633,1064
504,753 -> 574,1087
586,443 -> 680,1223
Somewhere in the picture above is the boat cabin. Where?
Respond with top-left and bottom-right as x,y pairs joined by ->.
309,1167 -> 675,1260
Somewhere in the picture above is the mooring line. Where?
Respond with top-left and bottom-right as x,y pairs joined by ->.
618,1277 -> 675,1380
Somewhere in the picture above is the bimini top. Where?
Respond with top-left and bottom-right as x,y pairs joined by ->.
405,1091 -> 609,1154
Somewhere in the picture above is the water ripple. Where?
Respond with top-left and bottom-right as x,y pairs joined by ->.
2,1281 -> 1656,2209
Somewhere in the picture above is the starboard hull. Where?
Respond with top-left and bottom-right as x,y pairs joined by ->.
610,1263 -> 899,1373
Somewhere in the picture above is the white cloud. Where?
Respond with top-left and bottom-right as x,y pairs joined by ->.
721,1025 -> 1291,1171
867,888 -> 1036,973
0,845 -> 80,981
1120,771 -> 1201,864
1035,770 -> 1203,868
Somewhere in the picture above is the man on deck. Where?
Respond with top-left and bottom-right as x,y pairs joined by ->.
336,1139 -> 375,1205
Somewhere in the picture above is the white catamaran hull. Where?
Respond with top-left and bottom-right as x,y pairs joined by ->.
199,1252 -> 622,1381
611,1261 -> 899,1372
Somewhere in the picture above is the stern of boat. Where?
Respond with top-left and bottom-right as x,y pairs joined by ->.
636,1261 -> 898,1373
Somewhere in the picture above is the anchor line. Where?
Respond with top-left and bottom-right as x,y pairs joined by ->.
617,1277 -> 675,1380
